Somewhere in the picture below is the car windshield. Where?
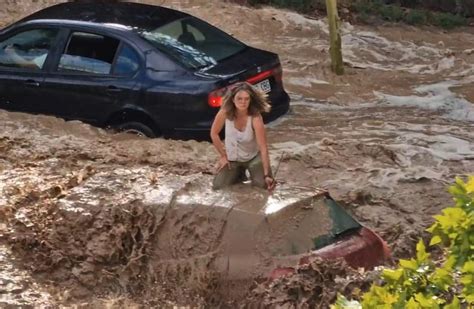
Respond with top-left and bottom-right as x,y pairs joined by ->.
138,17 -> 246,70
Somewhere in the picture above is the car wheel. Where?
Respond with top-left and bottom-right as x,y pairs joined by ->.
116,122 -> 156,138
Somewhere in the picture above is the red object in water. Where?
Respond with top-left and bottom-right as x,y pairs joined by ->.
270,227 -> 390,280
302,227 -> 390,269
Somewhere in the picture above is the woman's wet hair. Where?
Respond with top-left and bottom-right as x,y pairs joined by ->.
221,82 -> 271,120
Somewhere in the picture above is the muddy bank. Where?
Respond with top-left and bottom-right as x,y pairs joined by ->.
0,119 -> 342,306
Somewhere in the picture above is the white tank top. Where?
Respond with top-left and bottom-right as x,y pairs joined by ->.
225,116 -> 259,162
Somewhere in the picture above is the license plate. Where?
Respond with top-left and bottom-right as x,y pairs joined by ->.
254,79 -> 271,93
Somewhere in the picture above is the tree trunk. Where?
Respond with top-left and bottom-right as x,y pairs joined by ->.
325,0 -> 344,75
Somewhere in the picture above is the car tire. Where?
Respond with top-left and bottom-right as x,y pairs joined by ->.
116,122 -> 156,138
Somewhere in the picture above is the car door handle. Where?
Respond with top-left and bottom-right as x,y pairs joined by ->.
25,79 -> 40,87
106,86 -> 123,94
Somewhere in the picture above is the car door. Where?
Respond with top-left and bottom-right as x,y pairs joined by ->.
40,29 -> 141,124
0,27 -> 60,113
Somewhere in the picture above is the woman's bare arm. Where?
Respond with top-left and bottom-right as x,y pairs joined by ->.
210,109 -> 227,158
253,114 -> 272,177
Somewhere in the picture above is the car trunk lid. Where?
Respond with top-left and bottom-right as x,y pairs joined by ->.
196,47 -> 287,113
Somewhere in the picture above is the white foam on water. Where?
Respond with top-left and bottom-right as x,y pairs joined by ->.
271,141 -> 319,157
352,123 -> 474,189
340,31 -> 457,75
375,81 -> 474,122
452,65 -> 474,77
391,132 -> 474,162
261,7 -> 328,33
256,11 -> 468,78
290,101 -> 343,110
266,112 -> 291,128
284,11 -> 328,32
367,165 -> 447,190
288,77 -> 329,87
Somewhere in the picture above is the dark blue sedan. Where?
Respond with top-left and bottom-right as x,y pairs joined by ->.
0,2 -> 290,138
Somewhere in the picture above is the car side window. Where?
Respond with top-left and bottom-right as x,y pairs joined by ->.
58,32 -> 119,75
113,44 -> 140,76
0,28 -> 58,70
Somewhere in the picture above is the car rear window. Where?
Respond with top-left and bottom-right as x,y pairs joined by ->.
138,17 -> 246,70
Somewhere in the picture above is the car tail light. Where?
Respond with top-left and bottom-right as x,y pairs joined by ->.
246,64 -> 283,85
246,69 -> 273,84
208,87 -> 227,108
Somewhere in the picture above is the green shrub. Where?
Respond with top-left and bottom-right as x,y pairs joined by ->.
331,176 -> 474,308
350,1 -> 468,29
432,12 -> 468,29
357,11 -> 373,24
248,0 -> 315,11
405,9 -> 428,25
380,5 -> 404,22
428,177 -> 474,266
352,0 -> 384,15
352,1 -> 373,15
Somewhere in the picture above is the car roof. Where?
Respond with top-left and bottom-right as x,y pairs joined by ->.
18,1 -> 189,31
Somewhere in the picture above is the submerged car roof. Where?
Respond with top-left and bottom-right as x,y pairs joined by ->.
18,2 -> 188,30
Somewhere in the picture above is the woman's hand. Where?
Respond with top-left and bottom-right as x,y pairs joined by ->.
265,175 -> 276,192
216,156 -> 230,173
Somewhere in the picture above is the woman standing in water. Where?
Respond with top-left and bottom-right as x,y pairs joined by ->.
210,82 -> 276,191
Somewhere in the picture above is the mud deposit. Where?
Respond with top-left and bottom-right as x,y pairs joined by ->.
1,0 -> 474,307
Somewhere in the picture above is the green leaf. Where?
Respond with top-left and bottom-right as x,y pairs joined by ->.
400,259 -> 418,271
462,261 -> 474,273
444,296 -> 460,309
436,208 -> 466,229
416,240 -> 429,262
430,235 -> 442,246
448,184 -> 465,196
331,294 -> 362,309
426,223 -> 438,233
414,293 -> 439,308
460,275 -> 472,285
465,293 -> 474,304
444,255 -> 456,270
465,176 -> 474,194
393,291 -> 408,309
448,232 -> 459,240
429,235 -> 442,246
383,268 -> 403,282
430,268 -> 452,291
455,177 -> 466,188
405,297 -> 419,309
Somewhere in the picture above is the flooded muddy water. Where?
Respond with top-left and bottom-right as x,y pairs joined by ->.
1,0 -> 474,307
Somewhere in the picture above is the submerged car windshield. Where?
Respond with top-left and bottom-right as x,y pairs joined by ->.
138,17 -> 246,70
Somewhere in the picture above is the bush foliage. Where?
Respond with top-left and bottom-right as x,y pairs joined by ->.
247,0 -> 320,11
352,1 -> 468,28
246,0 -> 470,28
332,176 -> 474,308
